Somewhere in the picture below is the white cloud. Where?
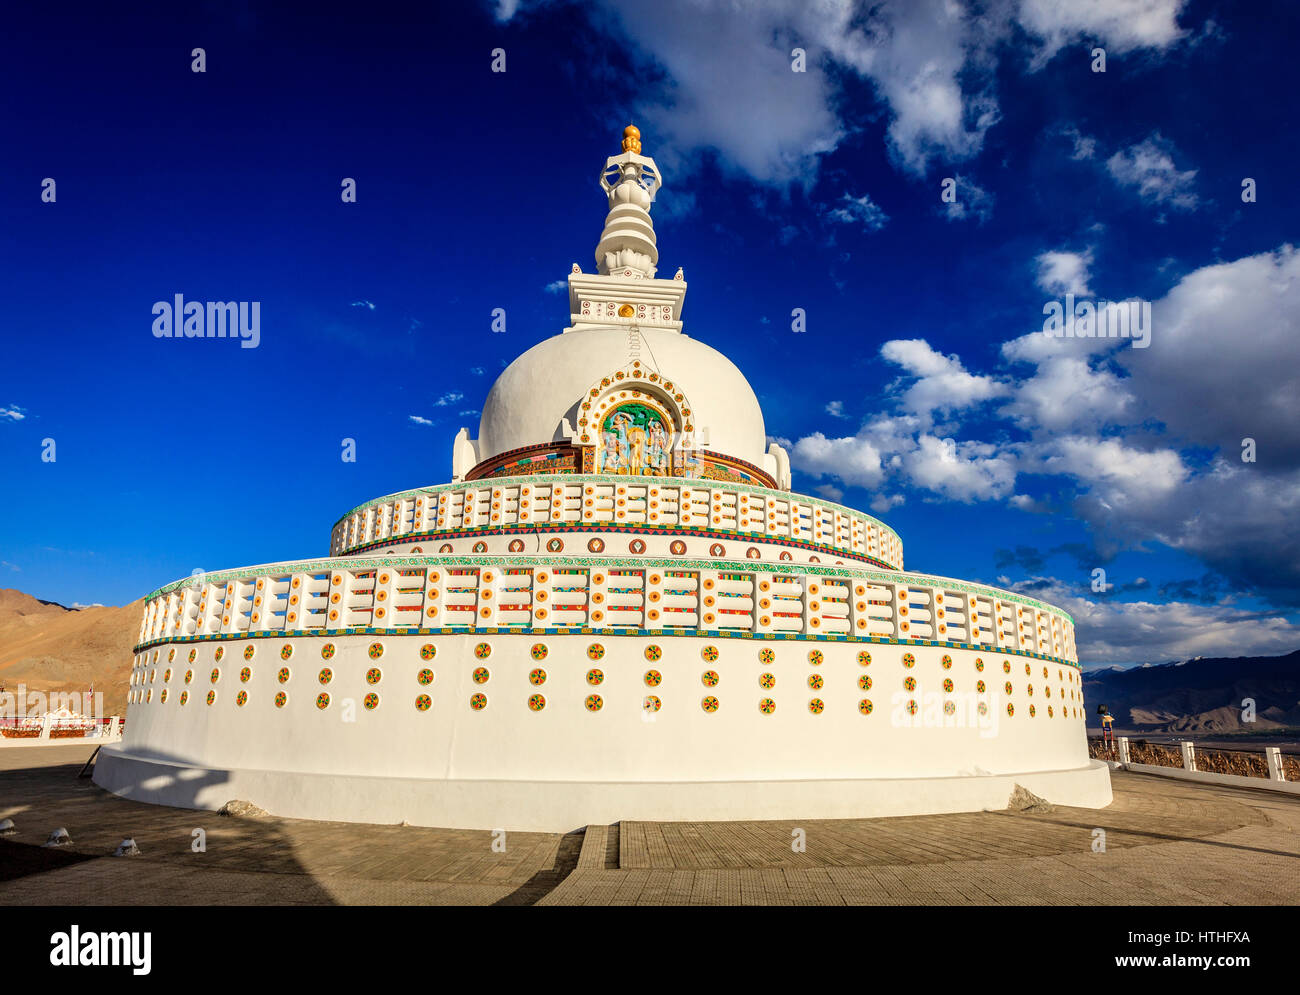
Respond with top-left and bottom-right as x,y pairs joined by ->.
942,174 -> 995,224
433,392 -> 464,407
0,405 -> 26,422
1017,0 -> 1190,68
789,432 -> 884,489
881,339 -> 1009,421
544,280 -> 567,294
815,483 -> 844,502
1105,133 -> 1199,209
350,300 -> 376,310
825,193 -> 889,231
470,366 -> 486,376
409,415 -> 434,426
1035,248 -> 1094,296
904,434 -> 1017,502
824,400 -> 848,419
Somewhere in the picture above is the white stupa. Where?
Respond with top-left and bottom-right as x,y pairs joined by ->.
97,127 -> 1111,829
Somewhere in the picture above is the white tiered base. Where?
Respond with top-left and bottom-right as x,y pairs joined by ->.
94,747 -> 1112,832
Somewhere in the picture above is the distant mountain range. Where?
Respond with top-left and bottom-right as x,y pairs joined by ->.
1083,650 -> 1300,734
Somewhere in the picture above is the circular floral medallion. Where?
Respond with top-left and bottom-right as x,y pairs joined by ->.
977,701 -> 988,716
470,693 -> 487,710
1048,705 -> 1054,717
1025,663 -> 1032,675
975,657 -> 984,672
1005,682 -> 1013,695
280,644 -> 293,661
587,644 -> 605,660
628,538 -> 646,554
474,643 -> 491,659
368,643 -> 384,660
759,648 -> 776,664
976,680 -> 986,693
587,538 -> 605,553
808,649 -> 824,666
529,668 -> 546,686
209,668 -> 220,683
759,698 -> 776,714
236,691 -> 248,707
508,539 -> 526,553
643,695 -> 662,712
322,643 -> 336,660
415,694 -> 432,711
530,643 -> 547,660
316,692 -> 330,710
418,668 -> 434,686
272,690 -> 286,708
669,540 -> 687,555
277,667 -> 290,684
364,692 -> 379,710
906,699 -> 918,715
941,655 -> 953,669
858,651 -> 872,666
746,547 -> 761,559
943,678 -> 954,693
808,698 -> 825,714
160,689 -> 168,703
184,669 -> 194,684
644,644 -> 662,661
586,669 -> 604,686
779,551 -> 792,561
188,649 -> 196,664
243,645 -> 255,661
240,667 -> 251,683
179,690 -> 189,705
760,673 -> 776,689
858,674 -> 872,691
585,694 -> 603,712
319,668 -> 333,685
902,653 -> 915,668
808,673 -> 824,690
1043,666 -> 1049,678
644,670 -> 662,687
858,699 -> 873,715
1007,703 -> 1015,716
163,668 -> 172,682
420,643 -> 436,661
214,647 -> 224,662
1027,683 -> 1034,696
701,670 -> 719,687
366,668 -> 382,685
708,543 -> 725,557
1003,660 -> 1011,673
943,700 -> 956,715
472,667 -> 490,684
903,676 -> 916,692
702,645 -> 719,663
167,648 -> 175,663
528,694 -> 546,711
472,541 -> 488,553
1029,704 -> 1036,717
701,695 -> 720,713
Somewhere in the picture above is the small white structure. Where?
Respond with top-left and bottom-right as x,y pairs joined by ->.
96,127 -> 1110,830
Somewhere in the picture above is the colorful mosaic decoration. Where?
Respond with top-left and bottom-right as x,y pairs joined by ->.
415,694 -> 432,711
164,668 -> 172,682
179,691 -> 188,705
530,643 -> 548,660
858,699 -> 873,715
418,668 -> 435,685
943,700 -> 956,715
759,698 -> 776,714
976,680 -> 986,693
644,644 -> 662,661
214,647 -> 224,661
586,669 -> 604,686
366,668 -> 382,685
702,645 -> 719,662
1007,703 -> 1015,717
906,699 -> 918,715
808,698 -> 825,714
902,653 -> 915,668
316,693 -> 330,710
281,644 -> 293,661
643,695 -> 662,712
420,643 -> 436,661
941,655 -> 953,669
943,678 -> 954,693
1029,704 -> 1036,717
278,667 -> 291,684
188,649 -> 196,663
529,694 -> 546,711
587,643 -> 605,660
585,694 -> 603,711
470,693 -> 488,710
858,651 -> 872,666
322,644 -> 336,660
903,676 -> 916,692
472,667 -> 490,684
244,645 -> 255,661
1004,682 -> 1013,695
184,669 -> 194,684
1025,663 -> 1032,675
529,668 -> 547,685
701,695 -> 719,713
975,658 -> 984,671
1003,660 -> 1012,673
167,648 -> 175,662
701,670 -> 720,687
759,647 -> 775,664
364,693 -> 380,710
240,667 -> 251,683
369,643 -> 385,660
319,668 -> 333,685
236,691 -> 248,707
209,668 -> 220,683
474,643 -> 491,659
858,674 -> 871,691
644,670 -> 662,687
760,673 -> 775,689
808,649 -> 824,665
546,538 -> 564,552
808,673 -> 824,690
160,689 -> 168,703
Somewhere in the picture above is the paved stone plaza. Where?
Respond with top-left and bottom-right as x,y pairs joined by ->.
1,744 -> 1297,905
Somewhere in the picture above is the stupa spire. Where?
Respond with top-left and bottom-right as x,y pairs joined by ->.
596,124 -> 662,278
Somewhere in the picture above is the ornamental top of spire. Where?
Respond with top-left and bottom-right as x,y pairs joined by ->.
597,124 -> 662,278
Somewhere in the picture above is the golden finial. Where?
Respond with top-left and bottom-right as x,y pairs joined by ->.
622,124 -> 641,154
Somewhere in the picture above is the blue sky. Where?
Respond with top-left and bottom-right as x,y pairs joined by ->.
1,0 -> 1296,667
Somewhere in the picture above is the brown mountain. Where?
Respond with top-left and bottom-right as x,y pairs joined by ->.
0,589 -> 142,717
